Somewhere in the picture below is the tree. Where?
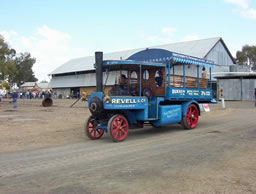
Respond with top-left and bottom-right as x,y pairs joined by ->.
0,81 -> 10,90
236,45 -> 256,71
0,34 -> 38,87
0,35 -> 17,83
14,52 -> 38,86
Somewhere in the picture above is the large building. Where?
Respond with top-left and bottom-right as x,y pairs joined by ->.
215,72 -> 256,101
49,37 -> 237,98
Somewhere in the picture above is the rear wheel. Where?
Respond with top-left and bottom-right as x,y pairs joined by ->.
85,116 -> 104,140
108,114 -> 129,142
181,104 -> 199,129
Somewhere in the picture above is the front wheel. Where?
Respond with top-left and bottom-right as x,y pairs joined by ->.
181,104 -> 199,129
108,114 -> 129,142
85,116 -> 104,140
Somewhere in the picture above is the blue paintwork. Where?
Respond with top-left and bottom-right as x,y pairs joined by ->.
126,48 -> 214,68
151,105 -> 182,127
104,96 -> 148,110
88,92 -> 104,104
96,125 -> 107,131
103,60 -> 165,67
104,96 -> 149,122
135,109 -> 148,121
167,88 -> 212,100
148,97 -> 164,119
211,99 -> 217,103
123,111 -> 137,124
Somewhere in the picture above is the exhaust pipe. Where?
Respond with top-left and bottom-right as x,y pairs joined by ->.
95,52 -> 103,92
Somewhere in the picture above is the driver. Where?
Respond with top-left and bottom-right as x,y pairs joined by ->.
119,74 -> 128,88
109,74 -> 129,96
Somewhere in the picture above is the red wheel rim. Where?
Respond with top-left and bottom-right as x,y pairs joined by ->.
87,119 -> 104,139
185,104 -> 199,128
110,116 -> 128,141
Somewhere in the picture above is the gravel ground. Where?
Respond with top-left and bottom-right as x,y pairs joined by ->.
0,98 -> 256,193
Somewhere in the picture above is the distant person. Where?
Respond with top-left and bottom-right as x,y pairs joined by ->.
0,89 -> 2,102
12,90 -> 18,108
202,67 -> 206,79
254,88 -> 256,107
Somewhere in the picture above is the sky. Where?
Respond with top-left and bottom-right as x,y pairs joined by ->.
0,0 -> 256,81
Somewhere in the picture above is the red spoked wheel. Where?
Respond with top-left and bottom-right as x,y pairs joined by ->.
108,114 -> 129,142
181,104 -> 199,129
85,116 -> 104,140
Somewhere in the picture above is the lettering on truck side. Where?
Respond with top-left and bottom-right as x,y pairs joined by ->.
111,98 -> 146,104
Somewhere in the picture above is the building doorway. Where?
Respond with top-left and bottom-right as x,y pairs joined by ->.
70,87 -> 80,99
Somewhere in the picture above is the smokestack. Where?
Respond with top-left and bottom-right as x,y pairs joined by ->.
95,52 -> 103,92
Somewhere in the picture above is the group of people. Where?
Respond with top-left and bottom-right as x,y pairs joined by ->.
9,90 -> 54,108
19,90 -> 53,99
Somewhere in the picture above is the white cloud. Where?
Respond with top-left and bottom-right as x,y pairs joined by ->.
140,27 -> 177,44
161,27 -> 177,36
0,26 -> 89,81
182,35 -> 199,42
240,8 -> 256,19
253,40 -> 256,45
224,0 -> 249,9
225,0 -> 256,19
37,25 -> 71,41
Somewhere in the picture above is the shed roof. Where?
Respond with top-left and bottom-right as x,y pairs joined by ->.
213,72 -> 256,79
20,82 -> 36,87
50,37 -> 233,75
37,82 -> 50,89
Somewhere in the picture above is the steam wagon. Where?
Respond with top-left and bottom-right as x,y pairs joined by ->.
86,49 -> 216,142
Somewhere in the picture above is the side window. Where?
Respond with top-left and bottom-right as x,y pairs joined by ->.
131,71 -> 138,79
143,70 -> 149,80
155,69 -> 163,88
130,71 -> 138,85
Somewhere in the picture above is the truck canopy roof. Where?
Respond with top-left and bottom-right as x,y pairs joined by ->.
97,49 -> 214,70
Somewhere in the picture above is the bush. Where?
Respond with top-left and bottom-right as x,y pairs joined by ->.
0,81 -> 10,90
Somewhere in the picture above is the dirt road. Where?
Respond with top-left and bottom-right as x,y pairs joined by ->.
0,99 -> 256,193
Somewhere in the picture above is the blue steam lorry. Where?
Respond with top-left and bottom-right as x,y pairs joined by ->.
86,49 -> 216,142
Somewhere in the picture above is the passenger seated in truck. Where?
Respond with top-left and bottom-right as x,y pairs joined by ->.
155,70 -> 163,88
109,74 -> 129,96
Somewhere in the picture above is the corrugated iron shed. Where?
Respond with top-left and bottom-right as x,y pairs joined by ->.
50,37 -> 234,76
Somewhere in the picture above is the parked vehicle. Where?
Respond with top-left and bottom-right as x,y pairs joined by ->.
86,49 -> 216,142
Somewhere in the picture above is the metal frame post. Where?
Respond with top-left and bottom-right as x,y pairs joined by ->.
197,65 -> 199,89
168,61 -> 171,88
210,67 -> 212,90
183,63 -> 186,88
139,64 -> 142,96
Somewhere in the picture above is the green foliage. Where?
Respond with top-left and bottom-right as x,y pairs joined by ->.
0,81 -> 10,90
0,34 -> 38,87
0,35 -> 17,82
236,45 -> 256,70
14,52 -> 38,86
0,81 -> 10,89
